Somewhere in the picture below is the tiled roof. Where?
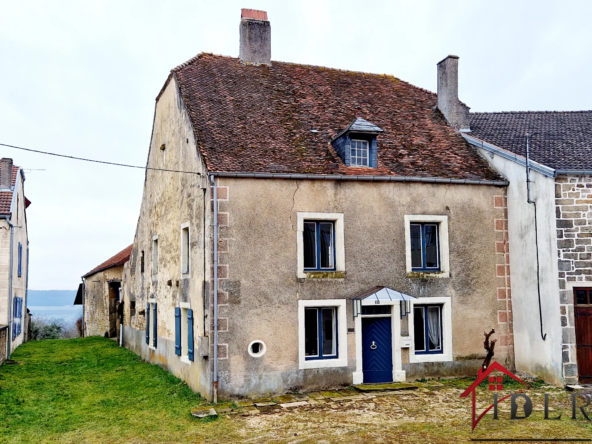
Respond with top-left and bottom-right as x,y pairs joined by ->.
83,245 -> 133,278
470,111 -> 592,170
171,54 -> 502,180
0,166 -> 20,215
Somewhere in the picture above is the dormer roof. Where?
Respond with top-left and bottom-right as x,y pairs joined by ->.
332,117 -> 384,142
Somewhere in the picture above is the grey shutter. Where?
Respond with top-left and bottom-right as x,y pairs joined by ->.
174,307 -> 181,356
153,303 -> 157,348
145,303 -> 150,344
187,309 -> 194,361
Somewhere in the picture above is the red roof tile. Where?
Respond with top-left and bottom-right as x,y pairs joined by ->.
83,244 -> 133,278
171,54 -> 502,180
0,166 -> 20,215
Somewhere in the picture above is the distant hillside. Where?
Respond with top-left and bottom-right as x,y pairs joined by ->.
27,290 -> 78,307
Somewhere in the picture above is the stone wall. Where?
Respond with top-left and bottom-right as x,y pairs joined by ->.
555,174 -> 592,385
84,266 -> 123,338
0,326 -> 7,364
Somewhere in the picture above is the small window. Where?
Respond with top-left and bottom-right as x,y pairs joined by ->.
350,139 -> 369,167
361,305 -> 391,315
152,238 -> 158,275
248,340 -> 266,358
410,223 -> 440,271
181,226 -> 190,275
304,307 -> 337,360
140,251 -> 145,273
414,305 -> 442,355
130,300 -> 136,317
303,221 -> 335,271
575,288 -> 592,305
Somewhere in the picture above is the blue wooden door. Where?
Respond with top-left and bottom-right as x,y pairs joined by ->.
362,317 -> 393,383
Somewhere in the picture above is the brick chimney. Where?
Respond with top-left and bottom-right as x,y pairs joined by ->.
239,9 -> 271,66
437,55 -> 470,131
1,158 -> 13,189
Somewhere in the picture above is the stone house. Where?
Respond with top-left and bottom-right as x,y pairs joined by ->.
121,9 -> 514,401
0,158 -> 30,363
82,245 -> 132,338
461,101 -> 592,386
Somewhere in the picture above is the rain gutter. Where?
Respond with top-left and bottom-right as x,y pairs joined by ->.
210,172 -> 508,186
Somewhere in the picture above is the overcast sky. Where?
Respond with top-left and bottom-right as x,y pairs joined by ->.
1,0 -> 591,290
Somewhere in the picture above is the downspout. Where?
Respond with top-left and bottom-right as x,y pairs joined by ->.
526,134 -> 547,341
210,175 -> 219,403
2,216 -> 14,358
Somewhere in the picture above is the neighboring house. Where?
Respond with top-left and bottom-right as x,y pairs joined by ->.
121,9 -> 514,401
461,98 -> 592,386
0,157 -> 30,363
82,245 -> 132,338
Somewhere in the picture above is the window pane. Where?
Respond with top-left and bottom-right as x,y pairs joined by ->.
414,307 -> 425,351
361,305 -> 391,315
427,306 -> 442,351
410,224 -> 422,268
319,223 -> 334,268
304,308 -> 318,356
303,222 -> 316,269
424,225 -> 439,268
576,289 -> 588,305
321,308 -> 336,356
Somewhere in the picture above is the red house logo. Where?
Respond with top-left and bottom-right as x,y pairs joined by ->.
460,362 -> 528,431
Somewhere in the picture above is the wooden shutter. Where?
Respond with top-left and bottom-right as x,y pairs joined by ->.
18,243 -> 22,277
187,309 -> 194,361
175,307 -> 181,356
153,303 -> 157,348
145,303 -> 150,344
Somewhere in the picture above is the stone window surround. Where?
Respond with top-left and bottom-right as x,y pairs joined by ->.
148,298 -> 156,350
152,235 -> 159,278
296,213 -> 345,279
408,297 -> 453,363
404,215 -> 450,278
180,222 -> 190,278
179,301 -> 191,365
298,299 -> 348,370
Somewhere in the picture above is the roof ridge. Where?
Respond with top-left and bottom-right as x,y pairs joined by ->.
171,52 -> 437,97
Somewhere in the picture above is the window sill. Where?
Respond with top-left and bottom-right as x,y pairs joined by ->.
149,345 -> 156,351
303,271 -> 346,279
300,356 -> 348,370
180,356 -> 192,365
410,353 -> 452,363
406,271 -> 449,279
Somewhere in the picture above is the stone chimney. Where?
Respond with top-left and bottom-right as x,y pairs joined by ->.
437,55 -> 470,131
0,158 -> 13,189
239,9 -> 271,66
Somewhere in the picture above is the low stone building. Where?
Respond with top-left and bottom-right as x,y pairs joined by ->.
120,9 -> 515,401
82,245 -> 132,338
0,157 -> 30,363
462,104 -> 592,386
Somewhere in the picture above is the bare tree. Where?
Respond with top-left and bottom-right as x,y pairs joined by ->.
482,329 -> 497,371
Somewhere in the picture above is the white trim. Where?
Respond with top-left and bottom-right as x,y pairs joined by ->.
180,356 -> 192,365
353,300 -> 405,384
180,301 -> 191,309
404,215 -> 450,278
152,235 -> 159,277
408,297 -> 453,363
296,212 -> 345,278
298,299 -> 347,369
180,222 -> 190,278
248,340 -> 267,358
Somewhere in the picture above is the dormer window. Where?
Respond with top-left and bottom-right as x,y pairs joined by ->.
350,139 -> 369,166
331,117 -> 383,168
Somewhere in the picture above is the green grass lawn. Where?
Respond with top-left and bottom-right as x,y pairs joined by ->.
0,337 -> 238,443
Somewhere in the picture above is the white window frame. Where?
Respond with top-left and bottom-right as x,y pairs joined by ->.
350,139 -> 369,167
152,235 -> 159,277
181,222 -> 190,277
298,299 -> 348,369
297,213 -> 345,278
408,297 -> 452,363
180,301 -> 191,364
404,215 -> 449,278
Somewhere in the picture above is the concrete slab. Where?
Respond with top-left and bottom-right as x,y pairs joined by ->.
191,408 -> 217,419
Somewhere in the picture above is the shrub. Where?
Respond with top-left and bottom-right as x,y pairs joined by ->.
29,318 -> 63,340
